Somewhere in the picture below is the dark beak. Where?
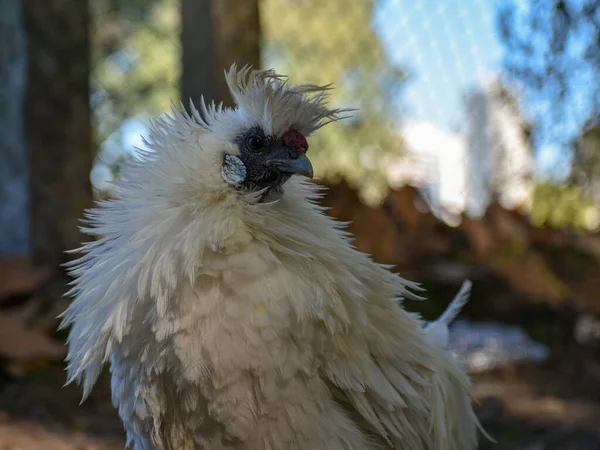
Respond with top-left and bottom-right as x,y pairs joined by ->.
267,153 -> 314,179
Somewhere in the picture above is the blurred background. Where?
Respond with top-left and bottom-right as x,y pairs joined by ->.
1,0 -> 600,448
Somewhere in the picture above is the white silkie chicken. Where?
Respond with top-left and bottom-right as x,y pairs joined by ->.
61,66 -> 481,450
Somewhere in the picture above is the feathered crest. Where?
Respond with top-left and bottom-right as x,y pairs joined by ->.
189,64 -> 353,139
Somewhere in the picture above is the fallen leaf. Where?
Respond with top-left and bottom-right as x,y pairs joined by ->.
0,256 -> 51,301
0,308 -> 65,365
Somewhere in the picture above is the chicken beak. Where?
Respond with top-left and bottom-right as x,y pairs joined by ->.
267,153 -> 314,179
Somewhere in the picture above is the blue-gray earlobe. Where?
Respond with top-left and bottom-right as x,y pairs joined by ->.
221,154 -> 247,186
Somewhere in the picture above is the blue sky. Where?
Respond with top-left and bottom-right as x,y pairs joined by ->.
374,0 -> 503,131
373,0 -> 571,179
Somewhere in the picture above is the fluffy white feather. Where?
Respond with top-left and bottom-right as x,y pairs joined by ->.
60,65 -> 481,449
424,280 -> 472,349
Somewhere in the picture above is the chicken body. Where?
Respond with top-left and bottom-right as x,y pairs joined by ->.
61,67 -> 480,450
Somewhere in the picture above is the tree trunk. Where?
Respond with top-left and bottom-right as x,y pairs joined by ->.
181,0 -> 261,109
0,0 -> 29,258
23,0 -> 92,297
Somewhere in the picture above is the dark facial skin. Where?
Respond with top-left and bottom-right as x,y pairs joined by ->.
235,126 -> 313,195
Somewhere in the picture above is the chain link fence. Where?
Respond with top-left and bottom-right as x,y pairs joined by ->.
90,0 -> 600,230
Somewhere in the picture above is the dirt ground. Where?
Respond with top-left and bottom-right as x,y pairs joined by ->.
0,342 -> 599,450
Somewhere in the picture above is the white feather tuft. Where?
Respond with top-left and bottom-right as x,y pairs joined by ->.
424,280 -> 472,349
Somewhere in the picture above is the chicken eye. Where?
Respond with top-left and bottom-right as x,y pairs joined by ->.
246,135 -> 264,151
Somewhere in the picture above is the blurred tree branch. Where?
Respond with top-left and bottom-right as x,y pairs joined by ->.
23,0 -> 93,300
0,0 -> 28,257
180,0 -> 261,109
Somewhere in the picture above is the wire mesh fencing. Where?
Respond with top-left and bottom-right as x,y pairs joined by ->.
90,0 -> 600,229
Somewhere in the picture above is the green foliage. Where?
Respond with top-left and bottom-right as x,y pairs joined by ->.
530,182 -> 599,230
497,0 -> 600,192
91,0 -> 406,203
91,0 -> 180,143
261,0 -> 406,204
